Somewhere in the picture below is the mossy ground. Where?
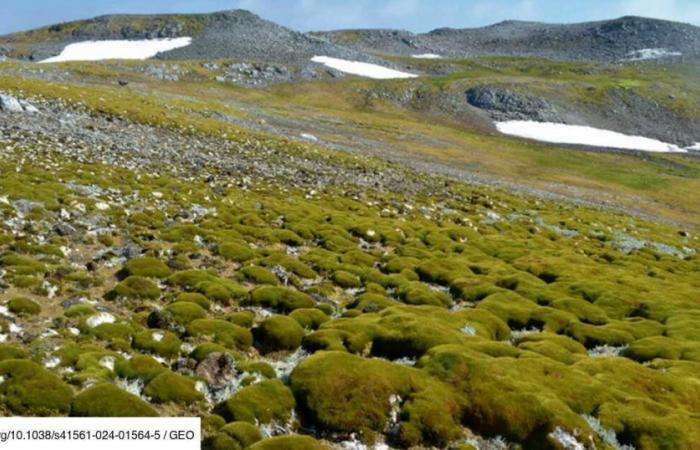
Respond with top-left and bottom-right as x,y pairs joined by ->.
0,57 -> 698,449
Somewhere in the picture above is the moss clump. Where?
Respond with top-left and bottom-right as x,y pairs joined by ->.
0,359 -> 73,415
333,270 -> 361,288
115,354 -> 167,383
219,421 -> 262,448
218,241 -> 256,263
187,319 -> 253,349
0,344 -> 27,361
106,276 -> 160,300
121,257 -> 172,278
7,297 -> 41,315
71,383 -> 158,417
253,315 -> 305,354
144,371 -> 204,404
238,266 -> 279,286
164,301 -> 207,325
215,379 -> 295,424
168,270 -> 247,304
132,330 -> 182,358
246,286 -> 314,312
229,310 -> 255,328
290,351 -> 462,447
248,435 -> 327,450
174,292 -> 212,310
289,308 -> 329,330
64,303 -> 96,317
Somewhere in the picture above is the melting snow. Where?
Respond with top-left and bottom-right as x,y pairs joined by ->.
40,37 -> 192,63
411,53 -> 442,59
311,56 -> 417,79
496,121 -> 687,153
624,48 -> 682,61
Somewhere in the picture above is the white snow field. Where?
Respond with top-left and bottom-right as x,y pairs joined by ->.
40,37 -> 192,63
495,121 -> 688,153
624,48 -> 683,61
311,56 -> 417,79
411,53 -> 442,59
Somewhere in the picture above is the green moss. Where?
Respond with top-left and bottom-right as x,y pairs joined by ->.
253,315 -> 305,354
164,301 -> 207,325
71,383 -> 158,417
144,371 -> 204,404
215,379 -> 295,424
246,286 -> 314,312
115,354 -> 167,383
0,344 -> 27,361
289,308 -> 329,330
64,303 -> 96,317
290,351 -> 462,447
122,257 -> 172,278
187,319 -> 253,349
350,293 -> 401,312
132,329 -> 182,358
238,266 -> 279,285
174,292 -> 212,310
236,361 -> 276,379
168,270 -> 247,304
248,435 -> 327,450
333,270 -> 362,288
229,310 -> 255,328
0,359 -> 73,415
7,297 -> 41,315
219,422 -> 262,448
106,276 -> 160,300
218,241 -> 256,263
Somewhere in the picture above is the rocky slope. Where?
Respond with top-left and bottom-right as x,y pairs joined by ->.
313,16 -> 700,62
0,10 -> 378,65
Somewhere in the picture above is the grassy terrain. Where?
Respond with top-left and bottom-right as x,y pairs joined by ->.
1,56 -> 700,448
4,57 -> 700,230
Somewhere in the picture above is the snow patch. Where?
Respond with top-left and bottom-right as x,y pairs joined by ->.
496,121 -> 687,153
411,53 -> 442,59
311,56 -> 417,79
43,356 -> 61,369
624,48 -> 682,61
40,37 -> 192,63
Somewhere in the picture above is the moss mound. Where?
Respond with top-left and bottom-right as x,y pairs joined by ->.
144,371 -> 204,404
71,383 -> 158,417
248,435 -> 327,450
122,257 -> 172,279
0,359 -> 73,415
246,286 -> 314,312
7,297 -> 41,315
253,315 -> 305,354
216,379 -> 295,424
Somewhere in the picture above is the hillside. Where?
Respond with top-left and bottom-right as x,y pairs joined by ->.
0,10 -> 376,64
1,7 -> 700,450
313,16 -> 700,62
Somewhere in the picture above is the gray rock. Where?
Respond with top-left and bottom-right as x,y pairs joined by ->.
195,352 -> 236,387
0,93 -> 24,113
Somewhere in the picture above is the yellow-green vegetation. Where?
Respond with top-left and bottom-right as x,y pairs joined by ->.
0,56 -> 699,449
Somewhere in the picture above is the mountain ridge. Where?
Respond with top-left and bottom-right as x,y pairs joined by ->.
1,10 -> 699,63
